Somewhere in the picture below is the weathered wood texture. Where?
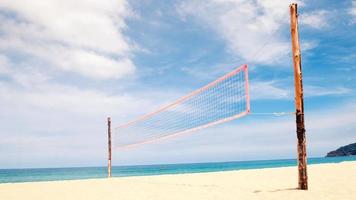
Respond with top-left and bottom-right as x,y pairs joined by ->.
289,3 -> 308,190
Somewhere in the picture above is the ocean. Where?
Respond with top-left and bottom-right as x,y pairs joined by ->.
1,156 -> 355,184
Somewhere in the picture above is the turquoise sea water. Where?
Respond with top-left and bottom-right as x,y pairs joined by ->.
1,156 -> 355,184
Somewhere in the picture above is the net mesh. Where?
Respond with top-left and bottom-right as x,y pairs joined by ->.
114,65 -> 250,149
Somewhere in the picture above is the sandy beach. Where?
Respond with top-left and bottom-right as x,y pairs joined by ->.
0,161 -> 355,200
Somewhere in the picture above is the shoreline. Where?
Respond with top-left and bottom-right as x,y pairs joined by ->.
0,160 -> 353,184
0,160 -> 352,184
0,161 -> 355,200
1,157 -> 356,184
4,155 -> 356,170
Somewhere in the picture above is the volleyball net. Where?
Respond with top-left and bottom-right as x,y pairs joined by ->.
113,64 -> 250,149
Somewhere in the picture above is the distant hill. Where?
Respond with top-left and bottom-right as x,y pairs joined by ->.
326,143 -> 356,157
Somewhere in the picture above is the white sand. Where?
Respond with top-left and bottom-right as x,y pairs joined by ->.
0,161 -> 355,200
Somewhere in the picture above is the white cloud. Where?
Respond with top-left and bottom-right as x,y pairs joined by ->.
0,0 -> 131,53
299,10 -> 329,29
177,0 -> 327,67
250,80 -> 290,100
349,1 -> 356,24
0,77 -> 185,168
177,0 -> 303,65
304,85 -> 352,97
0,81 -> 161,120
249,80 -> 352,100
0,0 -> 136,80
53,49 -> 135,80
0,54 -> 11,74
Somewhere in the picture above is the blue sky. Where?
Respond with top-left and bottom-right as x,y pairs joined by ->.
0,0 -> 355,168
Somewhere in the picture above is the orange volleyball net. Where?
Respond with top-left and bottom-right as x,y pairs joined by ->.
113,64 -> 250,149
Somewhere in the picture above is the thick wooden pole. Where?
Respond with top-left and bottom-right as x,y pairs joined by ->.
107,117 -> 112,178
289,3 -> 308,190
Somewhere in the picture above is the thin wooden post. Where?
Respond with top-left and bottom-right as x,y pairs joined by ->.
107,117 -> 112,178
289,3 -> 308,190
